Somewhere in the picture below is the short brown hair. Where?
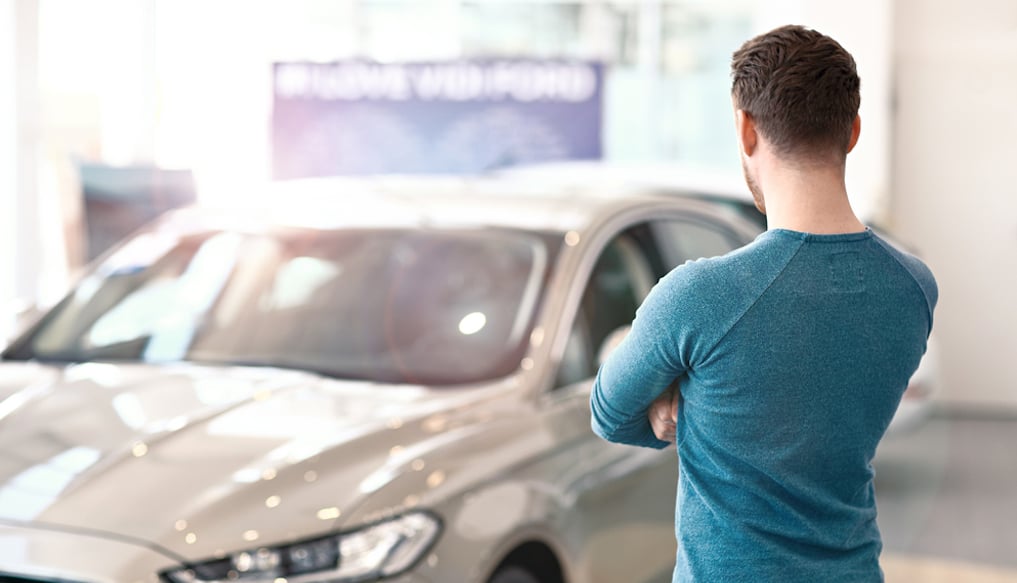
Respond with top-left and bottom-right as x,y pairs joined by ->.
731,25 -> 860,163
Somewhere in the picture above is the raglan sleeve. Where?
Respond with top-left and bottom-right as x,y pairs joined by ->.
590,267 -> 696,449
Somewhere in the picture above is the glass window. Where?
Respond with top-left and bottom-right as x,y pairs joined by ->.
359,0 -> 462,61
460,2 -> 637,65
654,3 -> 752,167
10,227 -> 559,386
461,3 -> 583,57
652,219 -> 740,271
555,229 -> 655,388
454,1 -> 751,168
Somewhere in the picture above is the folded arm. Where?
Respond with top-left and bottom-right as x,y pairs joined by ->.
590,283 -> 687,449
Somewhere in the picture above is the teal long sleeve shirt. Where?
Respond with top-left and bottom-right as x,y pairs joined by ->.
591,228 -> 937,583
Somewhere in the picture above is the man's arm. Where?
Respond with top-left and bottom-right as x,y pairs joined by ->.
590,278 -> 688,449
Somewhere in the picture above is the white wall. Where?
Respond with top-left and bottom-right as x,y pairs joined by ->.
0,0 -> 40,335
750,1 -> 1017,409
0,1 -> 16,312
892,0 -> 1017,409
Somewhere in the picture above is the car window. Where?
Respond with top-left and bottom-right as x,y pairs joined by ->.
10,227 -> 559,386
651,218 -> 742,272
555,228 -> 656,389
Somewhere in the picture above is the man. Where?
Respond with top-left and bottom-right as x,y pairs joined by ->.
590,25 -> 937,582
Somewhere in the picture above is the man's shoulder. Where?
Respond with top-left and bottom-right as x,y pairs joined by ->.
663,233 -> 797,288
635,233 -> 803,362
650,234 -> 800,311
870,233 -> 939,310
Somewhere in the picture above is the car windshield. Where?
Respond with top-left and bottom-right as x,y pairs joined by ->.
6,225 -> 557,385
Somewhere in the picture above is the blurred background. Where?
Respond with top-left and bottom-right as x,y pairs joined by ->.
1,0 -> 1015,581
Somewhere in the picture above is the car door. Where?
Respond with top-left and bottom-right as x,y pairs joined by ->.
541,222 -> 678,583
542,212 -> 751,583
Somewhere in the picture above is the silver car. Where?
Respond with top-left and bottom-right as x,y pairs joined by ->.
0,176 -> 912,583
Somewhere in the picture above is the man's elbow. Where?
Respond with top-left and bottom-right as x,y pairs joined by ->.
591,406 -> 672,449
591,415 -> 625,444
590,387 -> 627,444
590,376 -> 668,449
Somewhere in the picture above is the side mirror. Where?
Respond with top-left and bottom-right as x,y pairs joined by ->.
597,325 -> 631,367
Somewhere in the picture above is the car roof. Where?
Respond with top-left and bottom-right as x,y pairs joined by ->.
494,161 -> 754,204
182,171 -> 753,234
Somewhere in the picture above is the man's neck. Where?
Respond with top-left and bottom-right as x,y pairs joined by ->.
760,165 -> 866,235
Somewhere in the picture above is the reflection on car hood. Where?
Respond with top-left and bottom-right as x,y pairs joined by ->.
0,360 -> 484,558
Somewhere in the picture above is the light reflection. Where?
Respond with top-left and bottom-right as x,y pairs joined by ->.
284,443 -> 323,464
265,495 -> 281,508
0,385 -> 45,424
175,519 -> 188,531
64,362 -> 122,386
233,468 -> 262,484
98,231 -> 179,279
71,275 -> 102,306
422,415 -> 447,433
530,326 -> 545,347
206,398 -> 336,439
0,446 -> 101,520
387,418 -> 404,429
411,459 -> 426,472
564,231 -> 581,246
403,495 -> 420,507
520,357 -> 534,371
303,470 -> 318,483
236,553 -> 254,572
256,548 -> 281,571
185,532 -> 198,544
243,529 -> 260,542
164,415 -> 189,432
426,470 -> 446,489
84,233 -> 241,361
194,378 -> 256,406
262,257 -> 341,311
457,311 -> 487,335
262,468 -> 278,481
131,442 -> 149,457
359,467 -> 398,494
317,506 -> 341,520
389,445 -> 404,458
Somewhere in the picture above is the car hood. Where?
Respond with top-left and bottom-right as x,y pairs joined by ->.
0,360 -> 493,559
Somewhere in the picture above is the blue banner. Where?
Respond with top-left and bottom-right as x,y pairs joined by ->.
272,59 -> 603,178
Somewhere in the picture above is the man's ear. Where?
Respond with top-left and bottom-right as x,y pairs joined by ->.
735,109 -> 757,156
846,115 -> 861,153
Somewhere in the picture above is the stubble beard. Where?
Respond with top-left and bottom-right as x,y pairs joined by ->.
741,158 -> 766,215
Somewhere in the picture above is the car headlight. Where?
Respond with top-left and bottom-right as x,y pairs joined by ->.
160,511 -> 441,583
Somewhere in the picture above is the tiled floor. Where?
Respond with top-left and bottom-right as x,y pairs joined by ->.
883,555 -> 1017,582
874,411 -> 1017,580
882,553 -> 1016,577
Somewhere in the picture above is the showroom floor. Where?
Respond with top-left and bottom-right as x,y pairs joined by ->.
873,410 -> 1017,581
